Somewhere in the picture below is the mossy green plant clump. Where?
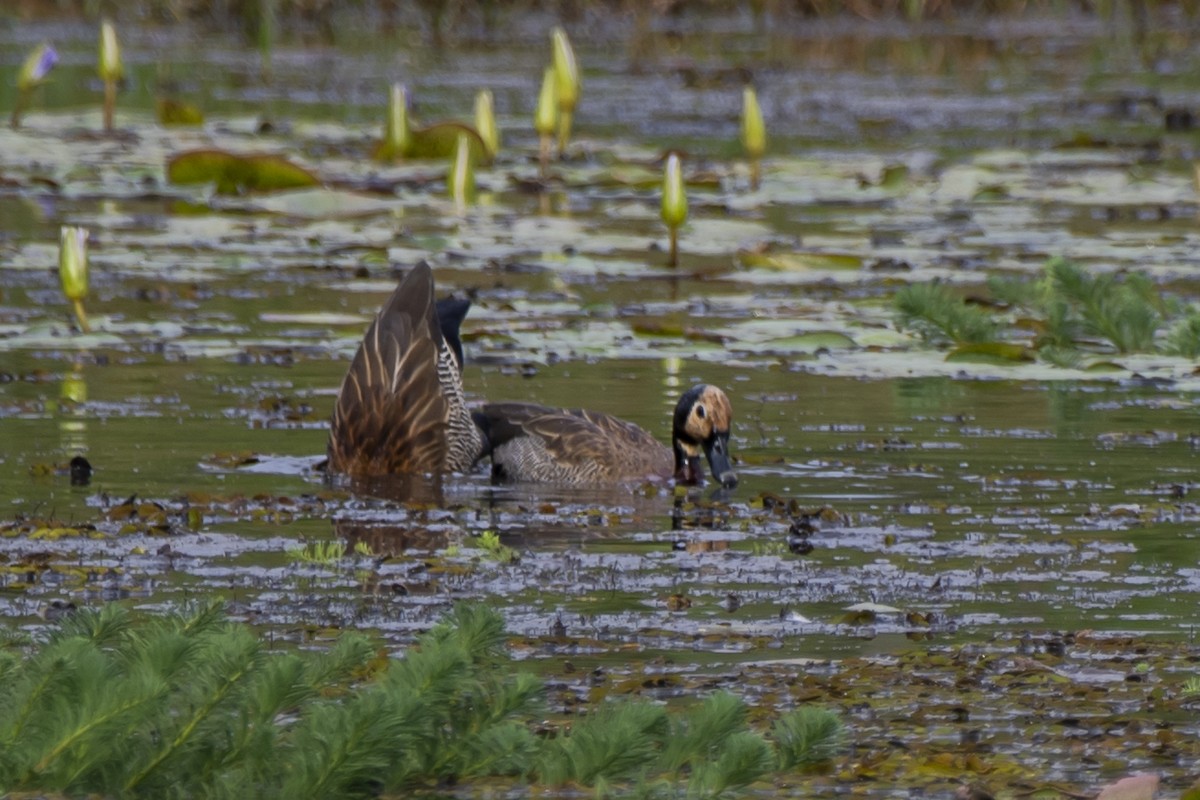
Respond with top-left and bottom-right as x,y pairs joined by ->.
0,602 -> 844,799
896,257 -> 1198,366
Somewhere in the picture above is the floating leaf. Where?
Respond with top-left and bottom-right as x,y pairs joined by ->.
375,122 -> 489,163
945,342 -> 1036,364
740,250 -> 864,271
764,331 -> 857,353
157,98 -> 204,126
167,149 -> 319,194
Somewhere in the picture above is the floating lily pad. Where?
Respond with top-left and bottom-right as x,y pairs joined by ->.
945,342 -> 1037,364
740,250 -> 865,271
157,98 -> 204,126
167,149 -> 320,194
374,122 -> 489,164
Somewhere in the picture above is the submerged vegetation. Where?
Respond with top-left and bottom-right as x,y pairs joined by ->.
0,602 -> 843,798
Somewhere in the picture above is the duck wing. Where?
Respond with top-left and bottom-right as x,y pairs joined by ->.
328,264 -> 452,476
477,402 -> 672,484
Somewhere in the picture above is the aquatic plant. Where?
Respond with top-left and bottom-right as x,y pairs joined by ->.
0,602 -> 844,798
893,282 -> 999,345
377,82 -> 410,162
661,152 -> 688,267
286,539 -> 346,564
372,84 -> 489,163
448,131 -> 476,211
474,88 -> 499,160
534,65 -> 557,177
10,42 -> 57,129
550,26 -> 579,157
773,706 -> 846,769
741,86 -> 766,190
475,530 -> 517,564
97,20 -> 122,132
58,226 -> 90,333
1165,308 -> 1200,358
899,258 -> 1194,364
167,149 -> 320,194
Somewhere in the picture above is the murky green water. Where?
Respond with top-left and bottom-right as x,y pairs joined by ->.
3,10 -> 1200,794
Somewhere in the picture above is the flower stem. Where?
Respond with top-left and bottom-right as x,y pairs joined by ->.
103,79 -> 115,132
72,299 -> 90,333
539,134 -> 552,179
556,110 -> 573,159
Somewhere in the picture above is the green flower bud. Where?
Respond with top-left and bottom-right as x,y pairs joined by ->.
448,132 -> 475,208
661,153 -> 687,230
384,83 -> 410,158
741,86 -> 766,159
534,66 -> 557,137
474,89 -> 499,160
98,19 -> 123,83
59,226 -> 89,302
551,26 -> 579,113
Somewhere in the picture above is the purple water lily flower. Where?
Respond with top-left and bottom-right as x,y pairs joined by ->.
32,44 -> 59,82
18,43 -> 58,90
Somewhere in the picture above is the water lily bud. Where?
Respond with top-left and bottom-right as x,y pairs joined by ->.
18,43 -> 58,91
59,226 -> 89,302
551,27 -> 579,113
534,66 -> 557,137
384,83 -> 410,158
98,20 -> 123,83
448,132 -> 475,208
661,153 -> 687,230
741,86 -> 766,159
474,89 -> 499,160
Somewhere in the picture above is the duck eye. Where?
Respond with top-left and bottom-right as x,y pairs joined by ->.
695,405 -> 706,419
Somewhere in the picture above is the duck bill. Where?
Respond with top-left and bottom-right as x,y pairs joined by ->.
704,433 -> 738,488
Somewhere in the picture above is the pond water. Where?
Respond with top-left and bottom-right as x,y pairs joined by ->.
2,8 -> 1200,795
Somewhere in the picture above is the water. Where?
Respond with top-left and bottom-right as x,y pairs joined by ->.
2,10 -> 1200,793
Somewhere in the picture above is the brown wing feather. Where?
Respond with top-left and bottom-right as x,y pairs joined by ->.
479,402 -> 672,483
327,265 -> 451,476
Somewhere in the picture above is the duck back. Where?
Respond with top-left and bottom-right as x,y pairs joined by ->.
475,401 -> 673,485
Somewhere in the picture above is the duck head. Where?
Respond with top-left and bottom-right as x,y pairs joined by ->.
672,384 -> 737,488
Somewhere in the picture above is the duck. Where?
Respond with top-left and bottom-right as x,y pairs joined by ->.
473,386 -> 737,487
326,263 -> 738,488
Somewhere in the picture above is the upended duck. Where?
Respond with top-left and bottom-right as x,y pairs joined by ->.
327,264 -> 738,488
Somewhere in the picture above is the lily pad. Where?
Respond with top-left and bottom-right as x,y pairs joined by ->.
945,342 -> 1037,364
740,250 -> 865,271
374,122 -> 489,164
167,149 -> 320,194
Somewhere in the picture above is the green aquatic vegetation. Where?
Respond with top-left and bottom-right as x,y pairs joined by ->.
1164,307 -> 1200,358
773,706 -> 845,769
0,603 -> 844,799
551,26 -> 580,157
893,282 -> 1000,345
167,149 -> 320,194
904,259 -> 1198,364
741,86 -> 766,190
475,530 -> 518,564
287,539 -> 346,564
97,19 -> 122,132
58,226 -> 90,333
1045,257 -> 1163,354
662,152 -> 688,268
